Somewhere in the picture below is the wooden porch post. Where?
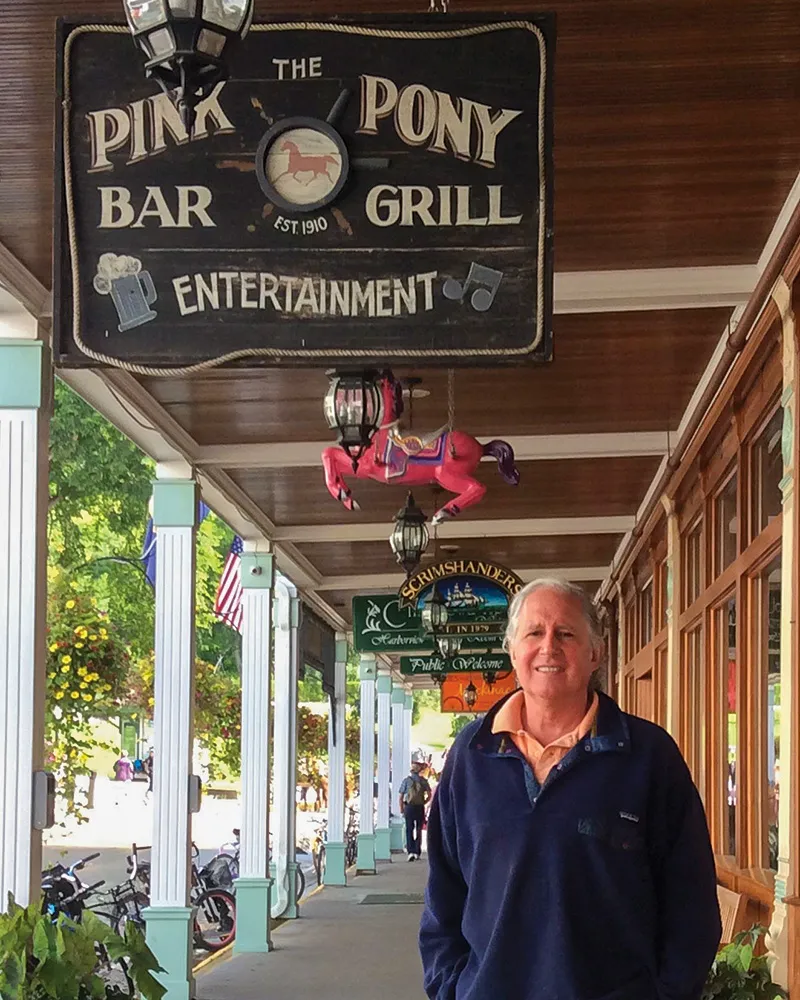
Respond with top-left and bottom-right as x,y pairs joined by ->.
661,494 -> 681,741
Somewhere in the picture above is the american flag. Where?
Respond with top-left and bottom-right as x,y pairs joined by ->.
214,535 -> 244,632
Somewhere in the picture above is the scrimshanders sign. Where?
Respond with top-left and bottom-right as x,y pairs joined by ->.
54,16 -> 554,369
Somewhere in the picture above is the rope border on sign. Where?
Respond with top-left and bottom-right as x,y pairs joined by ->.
62,21 -> 548,375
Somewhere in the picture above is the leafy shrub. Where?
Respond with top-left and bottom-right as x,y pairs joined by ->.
702,925 -> 787,1000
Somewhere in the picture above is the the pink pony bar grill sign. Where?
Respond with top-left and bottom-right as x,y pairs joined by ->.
323,371 -> 519,523
54,15 -> 554,369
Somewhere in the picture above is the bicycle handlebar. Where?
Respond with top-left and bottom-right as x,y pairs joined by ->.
71,852 -> 101,871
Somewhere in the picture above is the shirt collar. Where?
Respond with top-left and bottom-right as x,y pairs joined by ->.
492,689 -> 600,748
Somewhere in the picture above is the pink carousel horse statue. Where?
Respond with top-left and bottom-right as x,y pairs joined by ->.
321,371 -> 519,524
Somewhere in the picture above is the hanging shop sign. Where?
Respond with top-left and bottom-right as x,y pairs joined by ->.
440,672 -> 517,713
54,15 -> 554,370
352,593 -> 505,653
400,652 -> 512,676
398,558 -> 523,612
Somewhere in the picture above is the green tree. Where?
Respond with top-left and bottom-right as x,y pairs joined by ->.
450,714 -> 474,738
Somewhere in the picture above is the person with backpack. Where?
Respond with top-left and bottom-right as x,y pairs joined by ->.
398,757 -> 431,861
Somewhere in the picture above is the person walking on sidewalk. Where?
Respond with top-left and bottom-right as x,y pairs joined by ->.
399,758 -> 431,861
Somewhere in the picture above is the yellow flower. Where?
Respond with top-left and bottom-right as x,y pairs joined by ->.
54,691 -> 64,700
80,682 -> 88,690
75,642 -> 84,649
61,655 -> 71,665
79,628 -> 88,638
60,666 -> 70,674
71,691 -> 80,700
89,634 -> 98,641
148,697 -> 155,707
77,667 -> 87,677
83,694 -> 92,702
48,672 -> 56,680
88,673 -> 99,682
99,628 -> 108,639
104,684 -> 112,692
60,681 -> 69,689
65,600 -> 76,609
49,643 -> 58,653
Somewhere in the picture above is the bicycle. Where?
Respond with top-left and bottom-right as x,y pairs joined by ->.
344,806 -> 359,869
122,843 -> 237,953
310,817 -> 327,886
210,828 -> 307,901
41,852 -> 134,995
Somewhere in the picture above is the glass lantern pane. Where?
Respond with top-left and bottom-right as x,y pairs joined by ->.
169,0 -> 197,15
197,27 -> 226,57
125,0 -> 168,32
147,26 -> 177,58
203,0 -> 249,32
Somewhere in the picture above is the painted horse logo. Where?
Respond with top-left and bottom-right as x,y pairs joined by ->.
278,139 -> 339,185
322,371 -> 520,524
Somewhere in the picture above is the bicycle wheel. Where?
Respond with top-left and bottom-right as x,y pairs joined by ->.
193,889 -> 236,951
295,863 -> 306,901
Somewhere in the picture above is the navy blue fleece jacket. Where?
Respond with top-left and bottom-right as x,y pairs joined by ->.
419,692 -> 721,1000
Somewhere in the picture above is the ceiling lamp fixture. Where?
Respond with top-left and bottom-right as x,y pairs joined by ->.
420,584 -> 448,636
122,0 -> 254,133
323,369 -> 384,472
431,671 -> 447,689
464,681 -> 478,710
390,492 -> 429,577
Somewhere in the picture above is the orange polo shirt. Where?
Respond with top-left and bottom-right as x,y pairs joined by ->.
492,690 -> 599,785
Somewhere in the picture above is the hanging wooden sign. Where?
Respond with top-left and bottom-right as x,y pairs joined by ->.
400,652 -> 512,676
54,15 -> 554,370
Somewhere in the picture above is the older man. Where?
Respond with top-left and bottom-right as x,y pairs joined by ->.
420,578 -> 720,1000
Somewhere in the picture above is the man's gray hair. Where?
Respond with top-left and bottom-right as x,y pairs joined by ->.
503,578 -> 603,651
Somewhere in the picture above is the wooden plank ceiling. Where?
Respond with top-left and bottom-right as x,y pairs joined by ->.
2,0 -> 800,629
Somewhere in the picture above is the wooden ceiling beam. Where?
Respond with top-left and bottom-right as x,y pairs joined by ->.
314,566 -> 608,592
276,516 -> 633,545
195,431 -> 676,470
554,265 -> 756,314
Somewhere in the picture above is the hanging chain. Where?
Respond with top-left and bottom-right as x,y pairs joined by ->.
429,0 -> 449,11
447,368 -> 456,456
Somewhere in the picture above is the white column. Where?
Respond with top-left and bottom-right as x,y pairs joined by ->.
272,577 -> 300,918
325,633 -> 348,885
356,653 -> 377,874
0,338 -> 48,908
144,469 -> 197,1000
235,547 -> 274,954
375,666 -> 392,860
404,688 -> 414,768
390,682 -> 407,853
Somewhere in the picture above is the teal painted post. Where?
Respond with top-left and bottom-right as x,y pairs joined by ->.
142,908 -> 194,1000
235,550 -> 274,953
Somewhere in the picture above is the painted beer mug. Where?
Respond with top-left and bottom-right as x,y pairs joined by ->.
93,253 -> 158,331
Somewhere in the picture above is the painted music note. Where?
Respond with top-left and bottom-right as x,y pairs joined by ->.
442,262 -> 504,312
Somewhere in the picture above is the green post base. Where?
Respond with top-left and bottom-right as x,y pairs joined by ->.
375,827 -> 391,861
142,906 -> 194,1000
285,863 -> 299,918
324,842 -> 347,885
356,833 -> 376,875
234,877 -> 273,953
390,817 -> 404,853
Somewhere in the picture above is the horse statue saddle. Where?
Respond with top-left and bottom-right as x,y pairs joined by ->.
381,423 -> 448,479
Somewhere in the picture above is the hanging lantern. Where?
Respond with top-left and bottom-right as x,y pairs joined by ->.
437,635 -> 462,659
420,585 -> 448,635
483,670 -> 497,690
464,681 -> 478,710
390,492 -> 429,576
121,0 -> 254,132
324,370 -> 383,472
431,671 -> 447,689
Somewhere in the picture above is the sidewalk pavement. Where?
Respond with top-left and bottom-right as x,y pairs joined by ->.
197,857 -> 429,1000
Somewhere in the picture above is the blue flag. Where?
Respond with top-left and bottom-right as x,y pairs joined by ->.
140,501 -> 211,587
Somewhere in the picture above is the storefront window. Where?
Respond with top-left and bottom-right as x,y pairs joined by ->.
761,556 -> 781,871
716,474 -> 738,574
718,596 -> 737,856
684,521 -> 702,609
752,409 -> 783,539
682,625 -> 705,794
